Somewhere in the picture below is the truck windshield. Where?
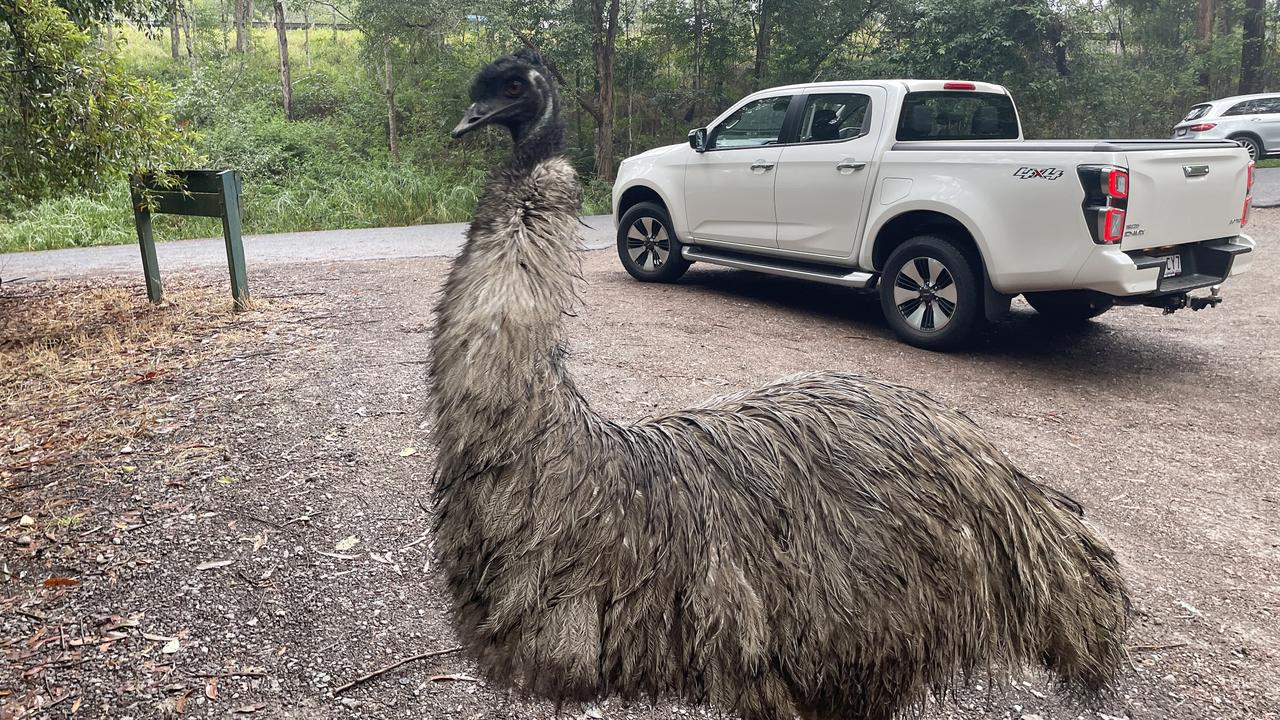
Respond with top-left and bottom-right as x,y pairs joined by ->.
896,91 -> 1019,141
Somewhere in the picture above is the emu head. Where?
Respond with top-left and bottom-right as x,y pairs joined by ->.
452,49 -> 562,155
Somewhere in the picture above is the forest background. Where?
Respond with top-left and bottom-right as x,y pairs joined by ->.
2,0 -> 1276,252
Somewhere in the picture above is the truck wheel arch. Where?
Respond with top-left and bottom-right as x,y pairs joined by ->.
616,185 -> 670,224
870,209 -> 1010,322
870,209 -> 987,274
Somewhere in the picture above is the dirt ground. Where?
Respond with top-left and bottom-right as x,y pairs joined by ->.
3,210 -> 1278,720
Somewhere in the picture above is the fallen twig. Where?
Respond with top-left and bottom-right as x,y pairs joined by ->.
331,646 -> 462,696
1131,642 -> 1188,653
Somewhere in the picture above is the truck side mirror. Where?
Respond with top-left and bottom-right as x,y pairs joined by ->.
688,127 -> 708,153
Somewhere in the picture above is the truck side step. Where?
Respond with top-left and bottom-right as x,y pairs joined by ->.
682,246 -> 877,290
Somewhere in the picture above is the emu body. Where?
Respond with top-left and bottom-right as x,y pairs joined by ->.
431,51 -> 1129,720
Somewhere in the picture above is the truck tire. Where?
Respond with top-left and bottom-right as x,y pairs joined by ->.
1024,290 -> 1114,321
879,235 -> 982,351
617,202 -> 691,283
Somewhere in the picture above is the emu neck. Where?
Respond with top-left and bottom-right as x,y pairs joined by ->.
429,150 -> 584,467
510,98 -> 563,172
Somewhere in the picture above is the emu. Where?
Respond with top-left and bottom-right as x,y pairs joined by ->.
430,49 -> 1129,720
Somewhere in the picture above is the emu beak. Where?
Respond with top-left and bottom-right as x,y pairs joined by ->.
452,101 -> 503,139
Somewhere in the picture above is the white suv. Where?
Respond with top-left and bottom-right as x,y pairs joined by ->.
1172,93 -> 1280,161
612,80 -> 1255,350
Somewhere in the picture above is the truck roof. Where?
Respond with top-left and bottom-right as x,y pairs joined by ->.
754,79 -> 1010,96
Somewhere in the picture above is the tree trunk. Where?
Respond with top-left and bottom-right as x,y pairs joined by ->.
1196,0 -> 1215,40
303,2 -> 310,67
1239,0 -> 1265,95
384,45 -> 398,162
234,0 -> 252,53
754,0 -> 771,88
331,6 -> 337,40
1195,0 -> 1214,87
182,1 -> 196,68
169,0 -> 181,60
591,0 -> 621,181
221,0 -> 229,51
274,0 -> 292,119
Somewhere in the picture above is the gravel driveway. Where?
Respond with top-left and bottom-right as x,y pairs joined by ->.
3,211 -> 1277,720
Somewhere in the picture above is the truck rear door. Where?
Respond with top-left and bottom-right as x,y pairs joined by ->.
773,86 -> 888,259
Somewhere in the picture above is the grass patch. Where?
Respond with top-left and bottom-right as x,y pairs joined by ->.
1256,158 -> 1280,169
0,280 -> 287,474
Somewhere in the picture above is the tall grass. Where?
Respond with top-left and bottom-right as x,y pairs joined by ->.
0,163 -> 615,253
0,21 -> 615,255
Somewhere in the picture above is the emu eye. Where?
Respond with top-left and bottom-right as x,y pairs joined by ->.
504,80 -> 524,98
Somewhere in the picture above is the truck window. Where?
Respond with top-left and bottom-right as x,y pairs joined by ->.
709,96 -> 792,150
797,93 -> 871,143
896,91 -> 1019,141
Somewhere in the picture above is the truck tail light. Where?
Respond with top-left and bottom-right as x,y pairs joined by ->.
1242,161 -> 1254,227
1077,165 -> 1130,245
1188,123 -> 1217,132
1100,208 -> 1126,243
1104,168 -> 1129,199
943,82 -> 976,90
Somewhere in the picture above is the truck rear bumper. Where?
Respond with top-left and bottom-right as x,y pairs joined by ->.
1072,235 -> 1253,297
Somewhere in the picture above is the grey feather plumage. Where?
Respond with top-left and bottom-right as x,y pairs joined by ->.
431,52 -> 1129,720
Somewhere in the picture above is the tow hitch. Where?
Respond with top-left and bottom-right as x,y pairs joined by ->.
1154,286 -> 1223,315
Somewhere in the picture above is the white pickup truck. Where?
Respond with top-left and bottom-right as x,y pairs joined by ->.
611,79 -> 1257,350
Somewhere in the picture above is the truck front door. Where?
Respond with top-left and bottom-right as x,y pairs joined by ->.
684,95 -> 794,249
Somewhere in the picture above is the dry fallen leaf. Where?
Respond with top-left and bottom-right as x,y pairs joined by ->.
196,559 -> 234,571
251,532 -> 267,553
43,577 -> 81,588
161,639 -> 181,654
334,536 -> 359,552
206,676 -> 218,700
233,703 -> 266,714
175,688 -> 192,713
398,447 -> 417,457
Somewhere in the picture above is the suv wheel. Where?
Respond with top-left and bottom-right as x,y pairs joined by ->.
1233,135 -> 1264,161
1024,290 -> 1114,321
879,235 -> 982,351
616,202 -> 691,283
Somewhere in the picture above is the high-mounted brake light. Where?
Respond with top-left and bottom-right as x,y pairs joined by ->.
1101,208 -> 1126,243
1104,168 -> 1129,199
943,82 -> 976,90
1188,123 -> 1217,132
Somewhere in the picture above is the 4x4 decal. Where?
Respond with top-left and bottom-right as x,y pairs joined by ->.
1013,167 -> 1064,180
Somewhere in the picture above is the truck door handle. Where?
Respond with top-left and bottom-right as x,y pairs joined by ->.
750,160 -> 775,173
836,160 -> 867,173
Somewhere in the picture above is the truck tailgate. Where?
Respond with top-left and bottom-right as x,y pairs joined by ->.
1122,146 -> 1250,252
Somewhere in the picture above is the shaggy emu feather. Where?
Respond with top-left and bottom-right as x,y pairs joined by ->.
431,50 -> 1129,720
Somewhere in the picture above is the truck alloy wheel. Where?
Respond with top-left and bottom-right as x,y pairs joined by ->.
617,202 -> 691,283
879,235 -> 981,351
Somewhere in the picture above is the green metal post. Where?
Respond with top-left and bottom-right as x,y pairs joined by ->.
219,170 -> 250,311
131,182 -> 164,305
